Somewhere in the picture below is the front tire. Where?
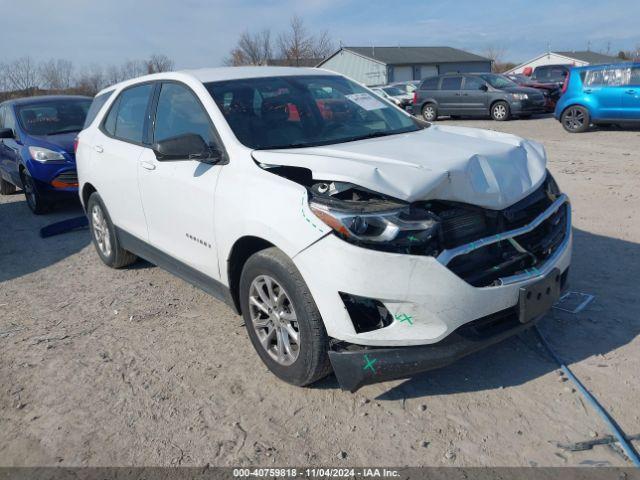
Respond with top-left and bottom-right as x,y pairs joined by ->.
421,103 -> 438,122
0,177 -> 16,195
561,105 -> 590,133
87,193 -> 137,268
491,101 -> 510,121
239,247 -> 331,387
20,170 -> 49,214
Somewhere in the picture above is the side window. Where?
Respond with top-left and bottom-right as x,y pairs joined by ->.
0,106 -> 5,129
153,83 -> 217,147
84,91 -> 114,129
420,77 -> 439,90
463,76 -> 485,90
441,76 -> 462,90
630,67 -> 640,86
585,68 -> 630,87
103,84 -> 152,143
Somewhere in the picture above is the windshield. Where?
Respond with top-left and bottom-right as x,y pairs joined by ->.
479,74 -> 517,89
205,75 -> 421,150
382,86 -> 405,96
16,99 -> 91,136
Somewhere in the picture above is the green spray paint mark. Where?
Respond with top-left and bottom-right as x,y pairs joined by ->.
300,194 -> 321,231
363,354 -> 377,374
407,235 -> 420,243
395,313 -> 414,325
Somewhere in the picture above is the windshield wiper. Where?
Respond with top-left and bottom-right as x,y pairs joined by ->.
46,128 -> 80,136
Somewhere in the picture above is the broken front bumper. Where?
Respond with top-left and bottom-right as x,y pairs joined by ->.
328,306 -> 540,392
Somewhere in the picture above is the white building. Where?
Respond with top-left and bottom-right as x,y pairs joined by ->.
505,50 -> 625,75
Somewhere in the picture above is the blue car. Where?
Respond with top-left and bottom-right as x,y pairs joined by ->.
555,63 -> 640,132
0,95 -> 92,213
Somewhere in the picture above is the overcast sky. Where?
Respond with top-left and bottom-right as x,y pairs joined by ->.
3,0 -> 639,69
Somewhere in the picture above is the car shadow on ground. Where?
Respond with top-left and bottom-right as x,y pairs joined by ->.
0,197 -> 90,283
320,226 -> 638,400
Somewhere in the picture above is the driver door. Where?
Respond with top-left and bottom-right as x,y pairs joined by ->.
138,81 -> 224,280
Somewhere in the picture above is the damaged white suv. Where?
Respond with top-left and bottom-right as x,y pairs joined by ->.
77,67 -> 571,391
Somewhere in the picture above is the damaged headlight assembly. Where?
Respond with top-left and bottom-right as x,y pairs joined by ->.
308,181 -> 441,253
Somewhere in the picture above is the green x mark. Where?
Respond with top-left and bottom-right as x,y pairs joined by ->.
395,313 -> 414,325
363,354 -> 377,374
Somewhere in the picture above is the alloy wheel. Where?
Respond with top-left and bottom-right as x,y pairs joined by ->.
249,275 -> 300,366
563,107 -> 585,131
91,204 -> 112,257
423,105 -> 436,121
493,103 -> 507,120
22,174 -> 37,211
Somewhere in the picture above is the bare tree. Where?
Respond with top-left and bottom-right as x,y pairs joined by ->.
277,15 -> 312,66
483,45 -> 509,72
120,60 -> 148,81
39,59 -> 74,90
5,57 -> 40,91
225,29 -> 272,66
310,30 -> 334,60
146,54 -> 174,74
75,64 -> 106,96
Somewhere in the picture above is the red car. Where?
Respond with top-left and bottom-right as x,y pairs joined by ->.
505,73 -> 562,112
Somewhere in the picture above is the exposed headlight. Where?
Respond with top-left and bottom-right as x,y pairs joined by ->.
511,93 -> 529,100
546,171 -> 561,198
29,146 -> 65,162
309,199 -> 440,250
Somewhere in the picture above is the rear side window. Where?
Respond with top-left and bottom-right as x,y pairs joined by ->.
84,91 -> 113,129
102,83 -> 153,143
584,68 -> 630,87
153,83 -> 217,147
420,77 -> 439,90
630,67 -> 640,86
441,77 -> 462,90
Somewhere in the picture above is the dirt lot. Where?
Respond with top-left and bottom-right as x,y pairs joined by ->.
1,116 -> 639,467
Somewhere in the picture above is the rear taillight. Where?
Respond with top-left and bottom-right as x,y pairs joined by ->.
412,92 -> 418,104
561,71 -> 570,94
73,137 -> 79,154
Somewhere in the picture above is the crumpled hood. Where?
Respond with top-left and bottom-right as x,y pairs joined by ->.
252,125 -> 547,210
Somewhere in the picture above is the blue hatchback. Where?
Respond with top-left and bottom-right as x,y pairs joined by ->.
0,95 -> 92,213
555,63 -> 640,132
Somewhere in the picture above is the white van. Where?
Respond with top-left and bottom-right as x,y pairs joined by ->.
76,67 -> 572,391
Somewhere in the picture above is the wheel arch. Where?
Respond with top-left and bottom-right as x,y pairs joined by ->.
81,182 -> 97,212
559,102 -> 591,119
227,236 -> 276,315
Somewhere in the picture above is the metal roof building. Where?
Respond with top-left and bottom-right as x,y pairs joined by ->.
316,46 -> 492,86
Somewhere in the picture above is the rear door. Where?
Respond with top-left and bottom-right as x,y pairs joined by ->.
137,81 -> 223,279
459,76 -> 489,115
582,68 -> 625,119
622,66 -> 640,120
438,76 -> 463,115
91,83 -> 153,241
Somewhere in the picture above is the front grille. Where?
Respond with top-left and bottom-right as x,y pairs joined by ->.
437,178 -> 569,287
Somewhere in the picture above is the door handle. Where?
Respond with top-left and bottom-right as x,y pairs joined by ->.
626,89 -> 636,95
583,89 -> 592,94
94,145 -> 104,153
140,161 -> 156,171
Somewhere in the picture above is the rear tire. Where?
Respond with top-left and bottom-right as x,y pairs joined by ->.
421,103 -> 438,122
491,101 -> 510,121
239,247 -> 332,387
561,105 -> 590,133
20,170 -> 49,214
0,177 -> 16,195
87,192 -> 137,268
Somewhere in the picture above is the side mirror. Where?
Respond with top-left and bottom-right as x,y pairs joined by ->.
0,128 -> 14,139
479,84 -> 489,92
153,133 -> 223,164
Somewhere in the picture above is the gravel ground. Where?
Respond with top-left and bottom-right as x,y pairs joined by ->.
1,116 -> 639,467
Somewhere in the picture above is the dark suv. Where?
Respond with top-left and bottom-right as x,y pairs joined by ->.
414,73 -> 546,121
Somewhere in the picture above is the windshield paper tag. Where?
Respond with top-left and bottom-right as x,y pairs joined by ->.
345,93 -> 387,111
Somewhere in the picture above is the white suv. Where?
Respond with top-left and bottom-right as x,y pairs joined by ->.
77,67 -> 572,392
